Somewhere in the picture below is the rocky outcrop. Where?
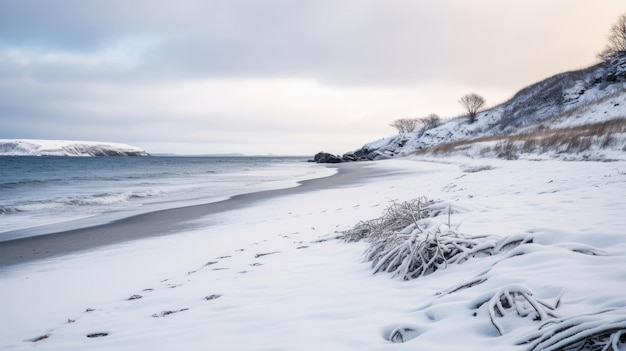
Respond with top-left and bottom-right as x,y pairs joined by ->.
312,152 -> 343,163
311,147 -> 395,163
314,53 -> 626,162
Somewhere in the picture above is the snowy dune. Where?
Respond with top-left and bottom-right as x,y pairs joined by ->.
1,158 -> 625,350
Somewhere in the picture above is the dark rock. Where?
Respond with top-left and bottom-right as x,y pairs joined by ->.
342,153 -> 358,162
326,154 -> 342,163
313,152 -> 343,163
313,152 -> 326,163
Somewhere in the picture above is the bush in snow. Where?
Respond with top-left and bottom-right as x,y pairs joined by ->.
366,225 -> 533,280
471,284 -> 563,336
344,199 -> 533,280
518,308 -> 626,351
342,197 -> 437,243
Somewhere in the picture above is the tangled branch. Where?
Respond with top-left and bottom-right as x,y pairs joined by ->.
365,225 -> 532,280
472,284 -> 563,336
519,308 -> 626,351
342,197 -> 436,243
344,198 -> 533,280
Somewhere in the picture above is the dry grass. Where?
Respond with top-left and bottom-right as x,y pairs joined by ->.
413,118 -> 626,159
343,199 -> 533,281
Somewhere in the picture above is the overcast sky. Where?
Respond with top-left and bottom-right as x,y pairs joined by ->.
1,1 -> 624,155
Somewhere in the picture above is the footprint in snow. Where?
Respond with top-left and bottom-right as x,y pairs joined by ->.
255,251 -> 280,258
382,324 -> 424,343
187,261 -> 218,275
152,308 -> 189,318
28,334 -> 50,342
86,332 -> 109,338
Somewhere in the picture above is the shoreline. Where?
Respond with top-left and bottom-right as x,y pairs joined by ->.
1,159 -> 624,350
0,162 -> 392,269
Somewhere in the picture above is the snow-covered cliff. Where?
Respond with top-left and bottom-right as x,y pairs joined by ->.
0,139 -> 150,156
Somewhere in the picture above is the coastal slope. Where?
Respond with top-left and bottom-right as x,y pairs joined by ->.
346,54 -> 626,161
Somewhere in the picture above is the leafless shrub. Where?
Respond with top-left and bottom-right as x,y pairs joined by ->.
472,284 -> 563,336
419,114 -> 442,135
494,141 -> 519,160
519,308 -> 626,351
598,14 -> 626,61
522,139 -> 538,153
342,197 -> 436,243
345,199 -> 533,280
365,226 -> 533,281
390,118 -> 421,134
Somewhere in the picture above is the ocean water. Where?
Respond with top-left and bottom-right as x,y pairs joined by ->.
0,156 -> 332,241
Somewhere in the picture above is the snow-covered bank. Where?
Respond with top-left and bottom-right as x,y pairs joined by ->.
0,139 -> 149,156
349,54 -> 626,162
1,158 -> 625,350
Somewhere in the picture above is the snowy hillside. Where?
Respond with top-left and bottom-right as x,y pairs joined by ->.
355,54 -> 626,160
0,139 -> 150,156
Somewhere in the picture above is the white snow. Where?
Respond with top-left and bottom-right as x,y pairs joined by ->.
0,139 -> 149,156
1,157 -> 625,350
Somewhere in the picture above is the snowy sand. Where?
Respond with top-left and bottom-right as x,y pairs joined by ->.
1,158 -> 625,350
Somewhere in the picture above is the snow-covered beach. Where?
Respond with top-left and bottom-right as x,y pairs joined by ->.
1,157 -> 625,350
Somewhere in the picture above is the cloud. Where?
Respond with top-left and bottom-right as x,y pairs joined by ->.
5,0 -> 591,88
1,0 -> 624,154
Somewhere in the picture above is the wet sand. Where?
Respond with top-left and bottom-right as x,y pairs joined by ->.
0,162 -> 397,268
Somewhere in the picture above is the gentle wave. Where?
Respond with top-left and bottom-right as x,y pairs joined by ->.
0,156 -> 326,236
0,178 -> 66,189
0,190 -> 162,215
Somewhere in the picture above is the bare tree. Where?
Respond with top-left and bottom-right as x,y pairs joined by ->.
421,114 -> 441,130
390,118 -> 420,133
459,93 -> 486,124
598,13 -> 626,61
